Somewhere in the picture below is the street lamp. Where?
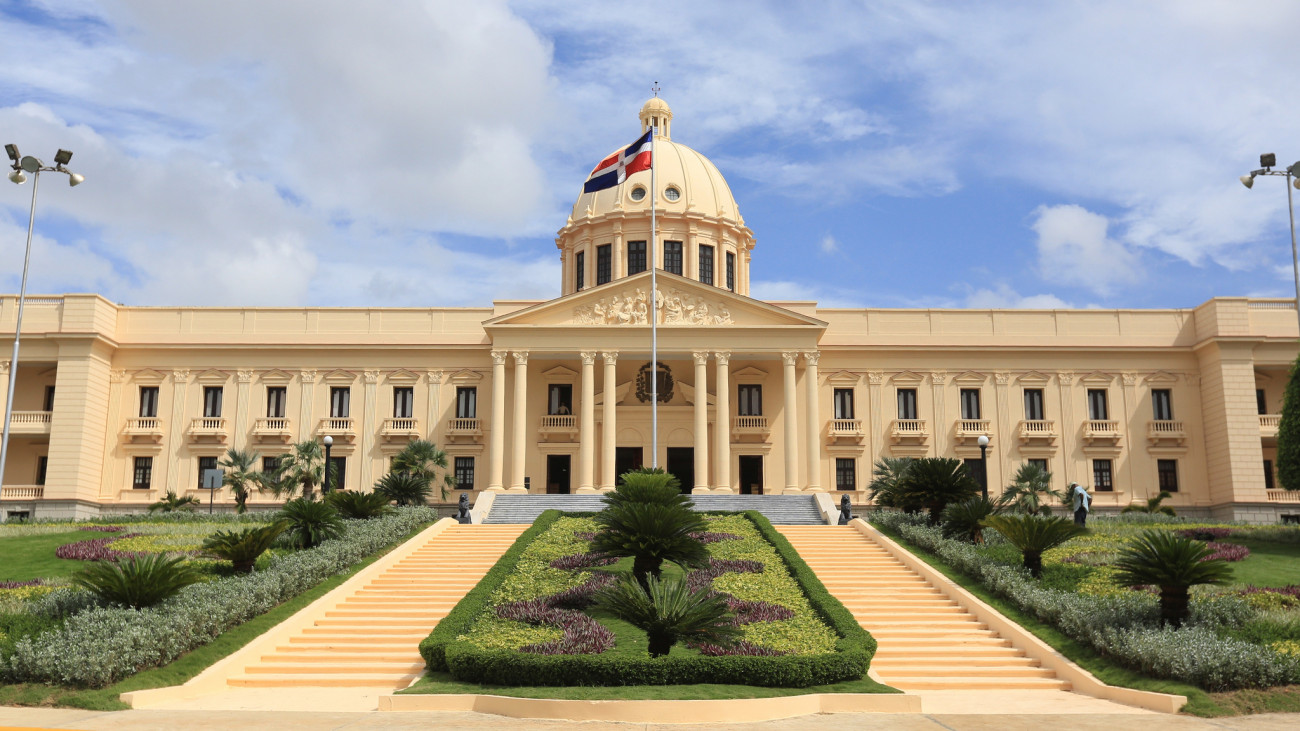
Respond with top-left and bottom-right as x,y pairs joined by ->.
977,434 -> 990,501
1,146 -> 84,522
322,435 -> 334,494
1240,153 -> 1300,331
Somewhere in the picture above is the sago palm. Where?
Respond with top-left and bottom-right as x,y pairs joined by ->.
596,574 -> 741,657
982,514 -> 1087,578
202,520 -> 290,573
603,469 -> 691,509
1112,530 -> 1233,627
374,471 -> 432,506
590,502 -> 709,590
148,490 -> 199,513
941,497 -> 996,544
899,457 -> 981,524
71,553 -> 204,608
278,497 -> 344,548
218,447 -> 261,514
325,489 -> 394,519
390,439 -> 455,500
1121,490 -> 1177,517
997,462 -> 1064,516
867,456 -> 914,510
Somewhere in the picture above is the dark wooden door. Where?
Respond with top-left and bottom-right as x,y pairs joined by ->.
739,455 -> 763,495
615,447 -> 643,485
666,447 -> 694,494
546,455 -> 571,494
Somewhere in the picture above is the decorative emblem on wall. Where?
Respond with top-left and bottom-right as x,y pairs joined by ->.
635,361 -> 674,403
573,286 -> 733,326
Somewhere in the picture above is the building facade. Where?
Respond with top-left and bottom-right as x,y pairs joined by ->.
2,98 -> 1298,522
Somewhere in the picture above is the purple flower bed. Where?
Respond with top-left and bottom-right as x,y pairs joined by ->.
685,558 -> 764,593
77,525 -> 125,533
1239,584 -> 1300,598
691,640 -> 786,657
1177,527 -> 1233,541
0,578 -> 44,589
690,531 -> 741,545
727,597 -> 795,625
54,533 -> 147,561
1202,541 -> 1250,562
549,552 -> 618,570
495,598 -> 616,655
546,572 -> 618,609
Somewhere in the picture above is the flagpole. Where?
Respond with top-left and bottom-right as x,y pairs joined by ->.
649,123 -> 659,470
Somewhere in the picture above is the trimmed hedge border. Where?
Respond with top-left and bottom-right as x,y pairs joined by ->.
419,510 -> 875,687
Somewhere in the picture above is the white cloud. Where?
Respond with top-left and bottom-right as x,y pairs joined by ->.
819,235 -> 838,254
963,283 -> 1071,310
1031,204 -> 1142,297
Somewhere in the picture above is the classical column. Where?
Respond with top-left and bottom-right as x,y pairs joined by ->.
426,370 -> 443,442
360,370 -> 379,490
298,370 -> 316,442
511,351 -> 529,490
930,371 -> 948,458
782,351 -> 800,492
714,351 -> 731,491
602,351 -> 618,488
579,351 -> 597,490
867,371 -> 884,460
488,351 -> 507,490
167,369 -> 190,489
234,370 -> 253,451
693,351 -> 710,492
804,351 -> 822,492
1057,372 -> 1075,486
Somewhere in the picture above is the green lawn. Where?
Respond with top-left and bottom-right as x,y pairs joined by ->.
1226,538 -> 1300,587
0,531 -> 103,582
402,671 -> 895,699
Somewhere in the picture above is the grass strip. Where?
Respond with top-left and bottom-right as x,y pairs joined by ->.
402,670 -> 893,699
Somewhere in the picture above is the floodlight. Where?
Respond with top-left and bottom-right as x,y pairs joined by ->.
68,172 -> 85,187
1240,174 -> 1256,189
1261,153 -> 1277,168
20,156 -> 42,173
8,169 -> 25,184
4,144 -> 18,163
53,149 -> 72,166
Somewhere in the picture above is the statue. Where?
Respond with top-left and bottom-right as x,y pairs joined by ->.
456,492 -> 471,524
837,494 -> 853,525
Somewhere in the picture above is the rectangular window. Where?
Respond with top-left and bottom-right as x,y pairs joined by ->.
1024,389 -> 1044,420
456,387 -> 477,419
575,251 -> 585,291
394,387 -> 414,418
1158,459 -> 1179,493
197,456 -> 218,488
627,241 -> 646,275
960,389 -> 981,420
262,456 -> 280,474
1087,389 -> 1109,420
1152,389 -> 1173,421
1265,459 -> 1275,491
133,457 -> 153,490
548,384 -> 573,415
455,456 -> 475,490
267,386 -> 287,418
330,387 -> 350,418
1028,458 -> 1049,473
1257,389 -> 1268,415
596,243 -> 612,285
203,386 -> 223,418
664,241 -> 683,275
43,385 -> 55,411
833,388 -> 854,419
327,457 -> 345,492
897,388 -> 918,420
726,251 -> 735,291
139,386 -> 159,418
964,458 -> 986,486
1093,459 -> 1114,492
35,456 -> 48,486
835,458 -> 856,491
699,244 -> 714,285
737,384 -> 763,416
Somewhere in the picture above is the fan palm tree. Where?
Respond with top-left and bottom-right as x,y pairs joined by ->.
982,514 -> 1087,578
202,520 -> 289,572
1112,530 -> 1233,627
997,462 -> 1065,516
590,502 -> 710,590
898,457 -> 982,524
597,574 -> 741,658
266,440 -> 325,501
1121,490 -> 1177,517
941,497 -> 997,544
218,448 -> 261,514
867,456 -> 914,510
390,439 -> 455,500
148,490 -> 200,513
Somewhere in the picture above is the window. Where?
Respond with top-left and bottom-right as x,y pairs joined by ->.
698,244 -> 714,285
35,456 -> 48,486
960,389 -> 981,420
327,457 -> 345,492
897,388 -> 918,420
330,387 -> 350,418
1257,389 -> 1268,415
456,387 -> 477,419
132,457 -> 153,490
197,456 -> 218,488
262,456 -> 280,474
964,458 -> 986,487
1265,459 -> 1275,491
394,387 -> 414,418
627,241 -> 646,275
1024,389 -> 1044,420
726,251 -> 735,291
664,241 -> 683,275
1158,459 -> 1179,493
737,385 -> 762,416
455,457 -> 475,490
833,388 -> 854,419
1152,389 -> 1173,421
548,384 -> 573,415
835,458 -> 856,491
1093,459 -> 1114,492
1028,458 -> 1049,473
1086,389 -> 1108,420
43,385 -> 55,411
139,386 -> 159,418
575,251 -> 585,291
203,386 -> 223,418
267,387 -> 287,418
596,244 -> 612,285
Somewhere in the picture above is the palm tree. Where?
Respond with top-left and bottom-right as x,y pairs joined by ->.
266,440 -> 325,501
148,490 -> 200,513
997,462 -> 1065,516
278,497 -> 344,548
597,574 -> 741,658
373,471 -> 432,506
71,553 -> 203,609
1121,490 -> 1177,517
1112,530 -> 1233,627
590,502 -> 710,590
202,520 -> 289,573
218,448 -> 261,514
898,457 -> 982,524
390,439 -> 455,500
982,514 -> 1087,578
325,490 -> 394,519
603,469 -> 691,509
867,456 -> 914,509
941,497 -> 996,544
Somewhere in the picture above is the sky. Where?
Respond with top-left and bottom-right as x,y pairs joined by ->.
2,0 -> 1299,311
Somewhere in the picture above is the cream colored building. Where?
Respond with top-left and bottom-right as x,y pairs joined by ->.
2,98 -> 1298,522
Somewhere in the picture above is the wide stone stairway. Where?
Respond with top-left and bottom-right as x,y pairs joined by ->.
777,525 -> 1070,691
226,523 -> 526,689
484,493 -> 826,525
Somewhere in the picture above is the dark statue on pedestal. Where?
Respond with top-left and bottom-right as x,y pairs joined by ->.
837,494 -> 852,525
456,492 -> 471,524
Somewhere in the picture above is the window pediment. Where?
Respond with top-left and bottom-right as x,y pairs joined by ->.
387,369 -> 421,385
1017,371 -> 1052,386
195,369 -> 228,385
542,365 -> 579,382
1079,371 -> 1114,386
826,370 -> 860,386
732,366 -> 767,384
322,369 -> 356,385
891,371 -> 925,386
132,369 -> 167,385
449,369 -> 483,384
260,369 -> 294,384
953,370 -> 987,386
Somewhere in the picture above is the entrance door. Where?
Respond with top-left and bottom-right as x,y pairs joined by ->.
739,455 -> 763,495
666,447 -> 694,494
546,455 -> 571,494
615,447 -> 643,485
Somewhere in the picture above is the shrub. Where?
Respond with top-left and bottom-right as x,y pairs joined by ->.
597,574 -> 741,657
218,448 -> 262,514
898,457 -> 981,524
1121,491 -> 1177,517
941,497 -> 996,543
1203,541 -> 1250,562
373,471 -> 433,507
1277,351 -> 1300,490
1177,527 -> 1232,541
147,491 -> 199,514
1113,530 -> 1234,628
55,533 -> 146,561
997,462 -> 1063,516
602,469 -> 689,509
70,554 -> 204,609
866,456 -> 914,510
325,490 -> 394,519
590,502 -> 709,589
277,498 -> 344,548
982,514 -> 1086,578
201,520 -> 290,573
389,439 -> 455,500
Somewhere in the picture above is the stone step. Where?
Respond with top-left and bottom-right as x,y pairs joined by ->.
227,674 -> 414,689
874,656 -> 1039,668
245,661 -> 426,675
888,677 -> 1071,691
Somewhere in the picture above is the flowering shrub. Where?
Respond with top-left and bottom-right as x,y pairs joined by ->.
77,526 -> 125,533
690,531 -> 741,545
548,552 -> 617,570
54,534 -> 147,561
1202,541 -> 1250,562
495,599 -> 615,655
1238,586 -> 1300,611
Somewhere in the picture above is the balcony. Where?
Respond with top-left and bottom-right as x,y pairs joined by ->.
1266,489 -> 1300,504
826,418 -> 864,444
3,411 -> 52,436
445,417 -> 483,442
1147,419 -> 1186,446
0,485 -> 43,500
538,414 -> 578,441
1017,419 -> 1057,444
316,417 -> 356,443
889,419 -> 929,444
1082,419 -> 1122,446
954,418 -> 991,445
122,417 -> 164,443
252,417 -> 293,443
187,417 -> 228,443
380,417 -> 421,442
1261,414 -> 1281,438
731,415 -> 770,441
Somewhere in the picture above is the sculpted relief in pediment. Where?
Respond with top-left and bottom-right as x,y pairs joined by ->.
572,286 -> 734,326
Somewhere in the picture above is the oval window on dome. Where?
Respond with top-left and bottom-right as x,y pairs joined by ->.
630,186 -> 646,202
664,186 -> 681,202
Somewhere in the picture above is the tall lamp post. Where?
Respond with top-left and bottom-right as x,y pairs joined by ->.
1240,153 -> 1300,331
322,435 -> 334,494
977,434 -> 990,501
0,146 -> 84,522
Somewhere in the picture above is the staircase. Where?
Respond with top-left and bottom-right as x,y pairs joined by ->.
483,493 -> 826,525
226,524 -> 526,689
777,525 -> 1069,691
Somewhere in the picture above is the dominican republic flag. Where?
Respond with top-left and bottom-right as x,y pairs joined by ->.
583,130 -> 652,193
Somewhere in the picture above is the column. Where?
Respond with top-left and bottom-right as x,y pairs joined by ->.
102,369 -> 126,496
426,370 -> 443,442
167,369 -> 189,488
234,370 -> 252,451
692,351 -> 710,492
44,343 -> 112,502
579,351 -> 596,490
613,232 -> 624,279
930,371 -> 947,457
993,372 -> 1012,495
488,351 -> 507,490
804,351 -> 822,492
1057,372 -> 1075,486
511,351 -> 528,491
298,370 -> 316,442
867,372 -> 884,460
0,361 -> 9,427
602,351 -> 618,489
714,351 -> 731,491
361,370 -> 378,490
782,351 -> 800,492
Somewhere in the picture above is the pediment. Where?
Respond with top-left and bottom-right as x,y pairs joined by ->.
1017,370 -> 1052,386
195,369 -> 229,384
542,365 -> 579,381
1079,371 -> 1114,386
732,366 -> 769,383
260,369 -> 294,384
826,370 -> 860,386
953,371 -> 987,386
133,369 -> 167,384
891,370 -> 925,386
387,369 -> 421,385
322,369 -> 356,385
483,270 -> 826,330
449,369 -> 483,384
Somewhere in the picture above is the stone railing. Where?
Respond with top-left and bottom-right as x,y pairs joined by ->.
1147,419 -> 1186,445
1265,489 -> 1300,503
1082,419 -> 1121,445
1017,419 -> 1057,444
380,417 -> 420,440
954,418 -> 991,443
316,417 -> 356,443
826,418 -> 864,442
187,417 -> 228,442
252,417 -> 293,443
731,415 -> 770,440
890,419 -> 928,443
4,410 -> 52,435
445,418 -> 483,439
1260,414 -> 1281,437
0,485 -> 44,499
122,417 -> 164,443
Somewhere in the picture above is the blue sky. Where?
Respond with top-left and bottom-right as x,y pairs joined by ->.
2,0 -> 1299,310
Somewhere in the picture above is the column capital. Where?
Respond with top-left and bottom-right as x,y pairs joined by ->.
580,351 -> 598,365
109,368 -> 127,383
1121,372 -> 1138,386
781,351 -> 800,367
602,351 -> 619,365
803,351 -> 820,367
994,372 -> 1010,385
693,351 -> 710,366
0,360 -> 8,374
930,370 -> 947,385
512,351 -> 529,366
867,371 -> 883,385
427,369 -> 444,384
236,369 -> 254,383
171,369 -> 190,383
1058,371 -> 1075,385
300,369 -> 317,383
491,350 -> 509,365
363,369 -> 380,384
714,350 -> 731,366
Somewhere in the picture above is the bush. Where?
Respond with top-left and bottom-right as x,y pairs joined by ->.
597,574 -> 741,657
982,514 -> 1086,578
898,457 -> 981,524
602,469 -> 689,508
373,471 -> 433,507
70,554 -> 204,609
202,520 -> 290,573
278,498 -> 344,548
941,497 -> 996,543
590,501 -> 709,589
1113,530 -> 1234,627
147,491 -> 200,514
325,490 -> 394,519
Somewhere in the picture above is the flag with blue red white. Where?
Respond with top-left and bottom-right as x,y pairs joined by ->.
583,130 -> 653,193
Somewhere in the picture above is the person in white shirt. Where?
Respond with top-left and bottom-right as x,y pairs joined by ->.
1070,482 -> 1091,526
